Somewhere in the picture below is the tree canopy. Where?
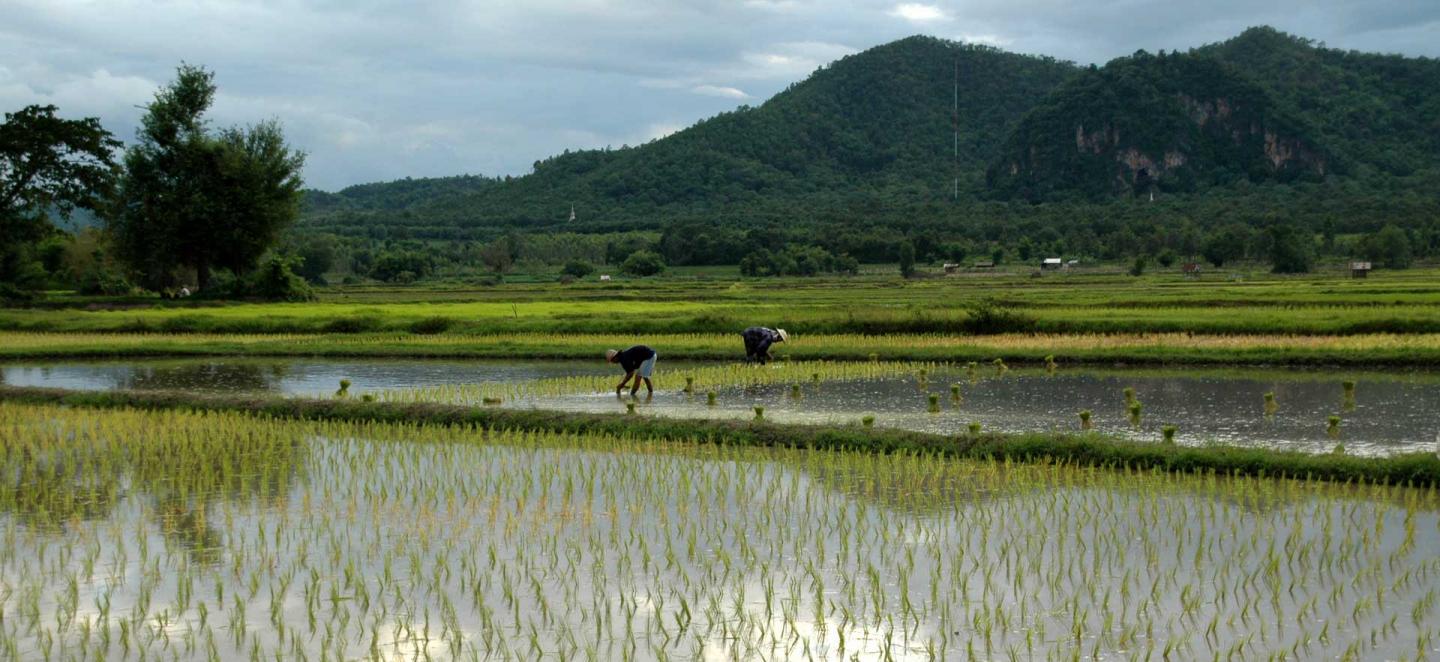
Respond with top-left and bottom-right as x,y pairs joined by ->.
0,105 -> 119,286
112,64 -> 305,291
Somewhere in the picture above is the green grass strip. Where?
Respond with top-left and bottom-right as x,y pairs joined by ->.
2,385 -> 1436,487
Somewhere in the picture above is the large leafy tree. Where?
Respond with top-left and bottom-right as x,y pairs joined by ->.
0,105 -> 119,285
1362,225 -> 1413,270
113,64 -> 304,291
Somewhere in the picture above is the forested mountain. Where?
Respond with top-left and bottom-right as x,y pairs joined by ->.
296,28 -> 1440,268
988,51 -> 1333,200
301,36 -> 1078,238
1201,27 -> 1440,178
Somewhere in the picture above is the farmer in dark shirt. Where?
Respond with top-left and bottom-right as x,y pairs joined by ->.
741,327 -> 788,364
606,345 -> 657,396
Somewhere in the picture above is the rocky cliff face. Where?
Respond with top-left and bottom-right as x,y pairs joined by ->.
988,53 -> 1330,201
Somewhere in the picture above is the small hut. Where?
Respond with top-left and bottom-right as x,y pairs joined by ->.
943,263 -> 961,274
1041,258 -> 1063,270
1350,262 -> 1372,279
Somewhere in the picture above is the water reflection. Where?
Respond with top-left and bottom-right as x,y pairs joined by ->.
0,357 -> 620,397
537,367 -> 1440,455
6,359 -> 1440,454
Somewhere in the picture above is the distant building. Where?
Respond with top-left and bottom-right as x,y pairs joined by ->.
599,274 -> 611,281
943,263 -> 961,274
972,261 -> 995,270
1350,262 -> 1372,279
1041,258 -> 1062,270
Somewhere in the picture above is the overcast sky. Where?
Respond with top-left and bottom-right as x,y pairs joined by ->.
3,0 -> 1436,191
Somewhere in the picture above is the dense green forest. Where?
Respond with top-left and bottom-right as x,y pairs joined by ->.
288,27 -> 1439,281
9,29 -> 1436,296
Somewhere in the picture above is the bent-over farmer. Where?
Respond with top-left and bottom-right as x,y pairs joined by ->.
606,345 -> 657,396
741,327 -> 788,364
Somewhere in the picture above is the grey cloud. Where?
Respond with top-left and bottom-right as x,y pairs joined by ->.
1,0 -> 1435,190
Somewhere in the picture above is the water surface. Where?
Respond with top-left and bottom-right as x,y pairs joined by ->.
6,358 -> 1440,455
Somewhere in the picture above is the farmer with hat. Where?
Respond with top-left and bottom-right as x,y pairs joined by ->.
741,327 -> 788,364
606,345 -> 657,396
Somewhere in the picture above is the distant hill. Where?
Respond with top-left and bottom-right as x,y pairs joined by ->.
298,28 -> 1440,239
988,50 -> 1333,200
1201,27 -> 1440,177
301,36 -> 1078,237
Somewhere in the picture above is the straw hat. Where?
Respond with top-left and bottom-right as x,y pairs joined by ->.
605,349 -> 619,362
776,328 -> 789,343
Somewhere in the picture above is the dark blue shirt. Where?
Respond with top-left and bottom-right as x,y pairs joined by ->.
616,345 -> 655,372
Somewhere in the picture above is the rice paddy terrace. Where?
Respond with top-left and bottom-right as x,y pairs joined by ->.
5,273 -> 1440,659
0,402 -> 1437,660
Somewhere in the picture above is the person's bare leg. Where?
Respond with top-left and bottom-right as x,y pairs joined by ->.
642,377 -> 654,395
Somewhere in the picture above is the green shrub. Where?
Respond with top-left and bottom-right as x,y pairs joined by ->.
561,260 -> 595,279
409,317 -> 452,335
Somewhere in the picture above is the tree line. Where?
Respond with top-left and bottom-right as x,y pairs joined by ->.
1,65 -> 306,301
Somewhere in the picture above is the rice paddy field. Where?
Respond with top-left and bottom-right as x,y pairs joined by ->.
7,270 -> 1440,660
9,267 -> 1440,339
6,356 -> 1440,455
2,402 -> 1439,661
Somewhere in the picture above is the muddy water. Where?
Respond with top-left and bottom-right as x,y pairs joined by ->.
5,358 -> 1439,455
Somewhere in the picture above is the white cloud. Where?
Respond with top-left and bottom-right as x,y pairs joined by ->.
644,123 -> 685,141
960,33 -> 1013,47
1,0 -> 1435,189
890,3 -> 948,23
691,84 -> 752,99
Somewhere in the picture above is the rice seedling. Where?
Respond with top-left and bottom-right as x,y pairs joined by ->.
626,402 -> 637,415
1123,386 -> 1137,405
992,358 -> 1008,376
706,391 -> 717,406
1044,355 -> 1058,374
968,421 -> 982,435
378,360 -> 934,407
1342,380 -> 1357,411
1328,415 -> 1342,439
1079,410 -> 1093,431
927,393 -> 940,413
790,384 -> 803,399
1127,401 -> 1144,428
753,406 -> 765,421
2,399 -> 1439,660
950,384 -> 962,404
335,379 -> 351,398
1162,425 -> 1177,444
1264,391 -> 1278,416
862,415 -> 875,428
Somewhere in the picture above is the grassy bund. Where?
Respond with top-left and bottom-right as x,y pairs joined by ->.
7,268 -> 1440,338
6,268 -> 1440,365
5,330 -> 1440,366
4,385 -> 1437,486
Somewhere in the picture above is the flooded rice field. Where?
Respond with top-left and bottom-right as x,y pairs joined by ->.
5,358 -> 1440,455
2,403 -> 1437,661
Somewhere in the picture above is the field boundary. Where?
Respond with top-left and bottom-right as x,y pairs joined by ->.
6,331 -> 1440,366
3,385 -> 1437,486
